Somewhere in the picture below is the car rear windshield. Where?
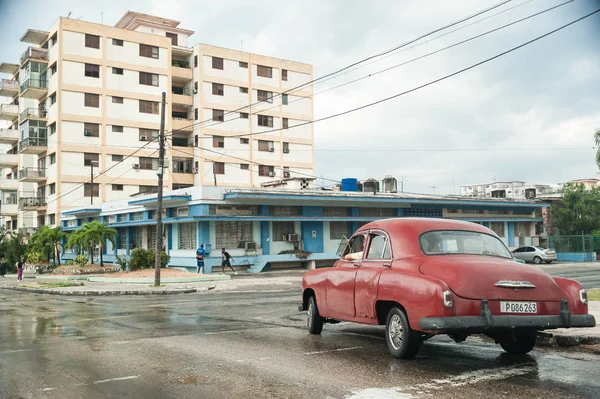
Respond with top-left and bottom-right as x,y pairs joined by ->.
420,230 -> 512,258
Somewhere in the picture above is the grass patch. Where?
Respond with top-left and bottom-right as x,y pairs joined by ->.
588,289 -> 600,301
149,284 -> 166,288
32,282 -> 84,289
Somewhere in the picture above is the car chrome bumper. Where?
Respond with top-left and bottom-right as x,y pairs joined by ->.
420,299 -> 596,331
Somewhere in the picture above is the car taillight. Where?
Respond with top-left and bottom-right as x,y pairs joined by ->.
443,290 -> 453,308
580,289 -> 588,305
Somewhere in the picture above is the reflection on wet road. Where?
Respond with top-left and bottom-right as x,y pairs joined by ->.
1,290 -> 599,398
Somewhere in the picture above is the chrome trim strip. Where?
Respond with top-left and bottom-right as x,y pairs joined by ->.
494,280 -> 536,288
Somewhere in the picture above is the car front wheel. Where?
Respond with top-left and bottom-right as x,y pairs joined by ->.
500,333 -> 536,354
533,256 -> 542,264
307,296 -> 323,334
385,307 -> 420,359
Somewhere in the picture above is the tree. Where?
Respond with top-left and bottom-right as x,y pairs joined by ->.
595,128 -> 600,169
30,226 -> 67,265
550,183 -> 600,235
66,229 -> 87,257
0,232 -> 28,272
79,221 -> 118,267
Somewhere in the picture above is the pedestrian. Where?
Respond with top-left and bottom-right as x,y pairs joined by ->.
196,244 -> 205,274
0,256 -> 6,278
17,255 -> 25,282
221,248 -> 237,275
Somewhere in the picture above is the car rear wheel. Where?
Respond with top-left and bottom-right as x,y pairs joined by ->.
533,256 -> 542,264
545,261 -> 553,264
307,296 -> 323,334
385,307 -> 420,359
500,333 -> 536,354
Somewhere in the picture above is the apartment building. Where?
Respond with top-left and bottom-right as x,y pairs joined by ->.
460,181 -> 561,200
0,11 -> 314,232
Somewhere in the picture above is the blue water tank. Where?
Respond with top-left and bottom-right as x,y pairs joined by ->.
341,178 -> 359,192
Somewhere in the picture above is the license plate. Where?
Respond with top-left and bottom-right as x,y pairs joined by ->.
500,301 -> 537,313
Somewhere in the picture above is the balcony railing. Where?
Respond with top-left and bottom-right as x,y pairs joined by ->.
19,197 -> 47,210
20,78 -> 48,93
20,107 -> 47,120
172,137 -> 194,147
19,137 -> 48,151
19,167 -> 46,180
0,104 -> 18,115
172,60 -> 190,69
172,86 -> 192,96
2,194 -> 18,205
172,113 -> 192,121
20,47 -> 48,65
1,79 -> 19,91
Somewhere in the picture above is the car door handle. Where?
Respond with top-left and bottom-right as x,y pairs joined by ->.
383,263 -> 391,267
353,263 -> 360,267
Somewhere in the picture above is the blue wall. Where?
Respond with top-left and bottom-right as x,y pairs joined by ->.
507,222 -> 515,247
302,221 -> 324,253
557,252 -> 597,262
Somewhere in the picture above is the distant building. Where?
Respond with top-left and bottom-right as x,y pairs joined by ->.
460,181 -> 561,200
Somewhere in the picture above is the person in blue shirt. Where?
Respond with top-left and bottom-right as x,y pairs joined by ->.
196,244 -> 206,274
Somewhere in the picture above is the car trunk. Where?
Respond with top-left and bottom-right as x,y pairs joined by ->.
419,256 -> 564,301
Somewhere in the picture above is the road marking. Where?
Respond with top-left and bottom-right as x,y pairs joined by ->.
41,375 -> 140,392
304,346 -> 362,355
0,349 -> 36,354
93,375 -> 139,384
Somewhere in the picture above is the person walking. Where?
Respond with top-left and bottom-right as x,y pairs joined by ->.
0,255 -> 6,278
221,248 -> 237,275
17,255 -> 25,282
196,244 -> 206,274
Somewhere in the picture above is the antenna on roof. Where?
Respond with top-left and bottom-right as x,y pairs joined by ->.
241,40 -> 244,52
67,11 -> 72,18
101,11 -> 104,25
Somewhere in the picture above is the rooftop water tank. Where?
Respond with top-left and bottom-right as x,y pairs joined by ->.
341,178 -> 358,192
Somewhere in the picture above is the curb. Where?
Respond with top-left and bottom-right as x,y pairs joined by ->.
0,286 -> 202,296
87,275 -> 230,283
536,331 -> 600,348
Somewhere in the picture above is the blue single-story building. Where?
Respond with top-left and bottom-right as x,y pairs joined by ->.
60,182 -> 547,273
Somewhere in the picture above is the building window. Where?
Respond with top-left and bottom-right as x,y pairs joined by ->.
240,138 -> 249,144
212,57 -> 224,70
282,69 -> 288,81
49,93 -> 56,105
282,94 -> 288,105
212,109 -> 224,122
462,209 -> 485,215
112,125 -> 123,133
194,108 -> 198,120
273,221 -> 295,241
139,72 -> 159,86
139,100 -> 159,114
172,157 -> 193,173
239,61 -> 248,68
240,112 -> 248,119
131,212 -> 144,221
84,153 -> 99,166
139,44 -> 159,59
112,184 -> 123,191
214,162 -> 225,175
271,206 -> 301,216
215,221 -> 253,249
324,207 -> 348,217
257,65 -> 273,78
84,123 -> 99,137
50,63 -> 57,75
213,136 -> 224,148
239,87 -> 248,94
283,142 -> 289,153
49,123 -> 56,135
49,214 -> 56,225
84,63 -> 100,78
258,140 -> 274,152
84,183 -> 100,197
166,32 -> 178,46
49,183 -> 56,195
330,221 -> 351,240
194,81 -> 198,91
194,55 -> 198,68
112,39 -> 123,46
112,67 -> 123,75
84,93 -> 100,108
49,153 -> 56,165
258,165 -> 274,177
240,163 -> 249,170
179,222 -> 197,250
112,96 -> 124,104
358,208 -> 395,217
112,154 -> 123,162
212,83 -> 224,95
139,157 -> 158,170
139,185 -> 158,193
85,34 -> 100,49
282,118 -> 289,129
257,90 -> 273,103
258,115 -> 273,127
491,222 -> 505,237
139,128 -> 158,141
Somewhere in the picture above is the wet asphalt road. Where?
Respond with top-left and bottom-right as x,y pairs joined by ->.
1,288 -> 600,399
542,264 -> 600,290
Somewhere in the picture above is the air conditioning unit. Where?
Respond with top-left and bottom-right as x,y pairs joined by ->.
268,147 -> 274,152
268,171 -> 275,177
287,233 -> 299,242
283,171 -> 290,178
192,167 -> 199,174
140,135 -> 147,141
245,241 -> 256,251
84,130 -> 93,136
132,163 -> 140,169
283,148 -> 289,154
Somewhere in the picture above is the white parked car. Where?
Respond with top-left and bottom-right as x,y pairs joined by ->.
512,246 -> 557,264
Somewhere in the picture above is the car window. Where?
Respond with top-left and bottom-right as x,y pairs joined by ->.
526,247 -> 535,252
366,234 -> 391,259
420,230 -> 512,258
514,247 -> 525,253
342,234 -> 366,259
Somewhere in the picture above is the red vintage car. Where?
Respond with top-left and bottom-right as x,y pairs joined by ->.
299,218 -> 596,359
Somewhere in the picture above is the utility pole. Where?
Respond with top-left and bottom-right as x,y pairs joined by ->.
154,92 -> 166,287
90,161 -> 98,205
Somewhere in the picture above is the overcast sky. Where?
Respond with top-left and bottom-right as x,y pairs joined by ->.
1,0 -> 599,194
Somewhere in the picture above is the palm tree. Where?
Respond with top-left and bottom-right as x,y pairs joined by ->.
29,226 -> 66,264
66,229 -> 87,257
595,128 -> 600,169
80,221 -> 118,267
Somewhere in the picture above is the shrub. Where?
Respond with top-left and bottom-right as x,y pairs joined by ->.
74,255 -> 89,267
147,249 -> 171,268
129,248 -> 171,270
26,251 -> 45,264
114,254 -> 128,271
66,260 -> 75,266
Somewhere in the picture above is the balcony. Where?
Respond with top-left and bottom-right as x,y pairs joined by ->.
20,78 -> 48,99
0,62 -> 19,75
0,153 -> 19,168
0,104 -> 19,121
0,178 -> 18,191
0,79 -> 19,97
21,29 -> 49,45
0,128 -> 19,145
172,113 -> 193,131
0,195 -> 18,216
19,137 -> 48,155
172,60 -> 192,82
19,167 -> 47,183
172,86 -> 193,106
20,47 -> 48,66
19,197 -> 47,211
172,136 -> 194,148
20,107 -> 47,122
